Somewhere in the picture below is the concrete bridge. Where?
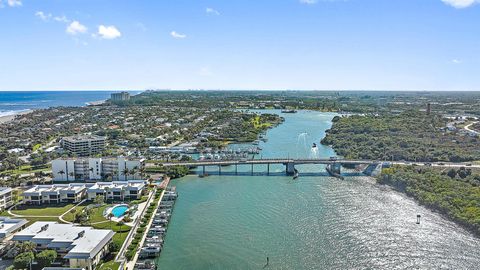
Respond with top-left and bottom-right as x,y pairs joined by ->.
158,158 -> 382,178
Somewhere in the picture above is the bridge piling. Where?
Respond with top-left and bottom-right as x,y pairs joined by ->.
251,164 -> 254,175
219,165 -> 221,175
286,162 -> 295,176
235,164 -> 238,175
267,163 -> 270,175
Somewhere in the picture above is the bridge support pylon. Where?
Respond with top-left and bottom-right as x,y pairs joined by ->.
286,162 -> 295,176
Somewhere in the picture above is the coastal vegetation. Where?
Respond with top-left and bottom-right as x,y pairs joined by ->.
322,111 -> 480,162
380,166 -> 480,236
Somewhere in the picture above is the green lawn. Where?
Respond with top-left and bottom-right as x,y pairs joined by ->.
62,203 -> 88,222
97,260 -> 120,270
88,204 -> 111,223
10,203 -> 75,216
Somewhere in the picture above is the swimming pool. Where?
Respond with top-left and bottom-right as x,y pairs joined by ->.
111,205 -> 129,218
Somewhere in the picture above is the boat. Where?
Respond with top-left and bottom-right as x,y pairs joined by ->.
312,143 -> 317,148
281,109 -> 297,113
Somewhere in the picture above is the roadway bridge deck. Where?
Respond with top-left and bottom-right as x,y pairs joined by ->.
158,158 -> 381,177
159,158 -> 378,167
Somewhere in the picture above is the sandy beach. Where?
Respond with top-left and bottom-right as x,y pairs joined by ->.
0,110 -> 33,124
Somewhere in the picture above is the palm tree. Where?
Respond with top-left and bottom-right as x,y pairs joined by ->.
122,168 -> 129,181
58,170 -> 65,181
16,241 -> 36,253
107,212 -> 114,229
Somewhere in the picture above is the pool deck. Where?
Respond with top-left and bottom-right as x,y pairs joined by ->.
105,204 -> 130,223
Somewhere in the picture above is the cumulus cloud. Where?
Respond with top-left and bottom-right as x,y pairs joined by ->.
35,11 -> 52,21
452,59 -> 462,64
7,0 -> 22,7
171,31 -> 187,39
442,0 -> 479,8
97,25 -> 122,39
66,21 -> 88,35
206,7 -> 220,15
54,15 -> 70,23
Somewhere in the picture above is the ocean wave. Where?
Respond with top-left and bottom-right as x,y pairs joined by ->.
0,109 -> 30,118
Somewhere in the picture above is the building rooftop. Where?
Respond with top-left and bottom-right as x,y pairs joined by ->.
24,184 -> 87,195
0,187 -> 12,195
0,217 -> 28,239
13,222 -> 114,259
88,180 -> 146,190
63,135 -> 106,142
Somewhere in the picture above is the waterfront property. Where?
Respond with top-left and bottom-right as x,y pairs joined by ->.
52,157 -> 144,182
0,187 -> 13,211
22,184 -> 86,205
0,217 -> 28,240
111,91 -> 131,102
12,222 -> 114,270
61,135 -> 106,156
86,180 -> 146,201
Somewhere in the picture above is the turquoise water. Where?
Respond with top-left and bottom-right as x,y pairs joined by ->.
157,110 -> 480,269
0,91 -> 140,117
111,205 -> 129,218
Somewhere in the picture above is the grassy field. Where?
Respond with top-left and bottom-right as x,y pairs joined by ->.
10,203 -> 74,216
97,260 -> 120,270
61,204 -> 88,222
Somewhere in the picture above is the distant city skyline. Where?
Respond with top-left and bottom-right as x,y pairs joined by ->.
0,0 -> 479,91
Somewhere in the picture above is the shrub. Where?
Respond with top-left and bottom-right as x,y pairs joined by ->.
36,249 -> 57,268
13,252 -> 34,269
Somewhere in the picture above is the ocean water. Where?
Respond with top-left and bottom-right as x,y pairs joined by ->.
0,91 -> 139,117
157,110 -> 480,269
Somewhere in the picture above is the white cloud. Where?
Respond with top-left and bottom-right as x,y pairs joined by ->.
7,0 -> 22,7
299,0 -> 317,4
206,7 -> 220,15
54,15 -> 70,23
452,59 -> 462,64
35,11 -> 52,21
97,25 -> 122,39
171,31 -> 187,39
441,0 -> 479,8
66,21 -> 88,35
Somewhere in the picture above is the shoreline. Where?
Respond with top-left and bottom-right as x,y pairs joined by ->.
0,109 -> 33,124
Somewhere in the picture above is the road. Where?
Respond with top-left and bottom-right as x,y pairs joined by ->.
464,121 -> 479,134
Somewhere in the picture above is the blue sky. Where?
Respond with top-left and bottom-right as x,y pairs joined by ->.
0,0 -> 479,91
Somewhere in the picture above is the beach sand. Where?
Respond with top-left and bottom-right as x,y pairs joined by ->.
0,110 -> 33,124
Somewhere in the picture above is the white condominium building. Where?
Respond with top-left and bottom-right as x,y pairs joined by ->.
61,135 -> 106,157
52,157 -> 144,182
22,184 -> 87,205
86,180 -> 146,201
12,222 -> 114,270
0,217 -> 28,240
0,187 -> 13,211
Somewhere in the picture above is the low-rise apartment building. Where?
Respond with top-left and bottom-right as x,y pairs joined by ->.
22,184 -> 87,205
86,180 -> 146,201
22,181 -> 146,204
0,217 -> 28,240
12,222 -> 114,270
0,187 -> 13,211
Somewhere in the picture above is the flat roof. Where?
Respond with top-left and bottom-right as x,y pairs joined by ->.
0,217 -> 28,238
63,135 -> 106,142
13,222 -> 114,259
0,187 -> 12,195
23,184 -> 86,195
88,180 -> 145,190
